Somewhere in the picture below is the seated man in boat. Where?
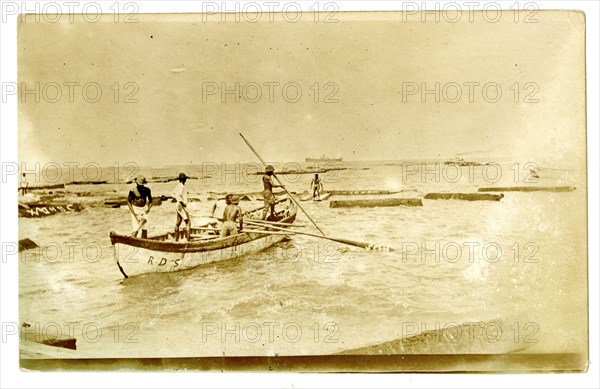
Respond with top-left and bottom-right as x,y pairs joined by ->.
310,173 -> 323,200
171,172 -> 190,242
127,175 -> 153,238
221,195 -> 242,237
262,165 -> 282,220
210,194 -> 232,228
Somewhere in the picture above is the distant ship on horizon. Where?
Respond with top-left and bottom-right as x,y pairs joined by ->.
305,154 -> 343,162
443,156 -> 483,166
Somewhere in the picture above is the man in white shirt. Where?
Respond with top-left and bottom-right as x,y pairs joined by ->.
171,172 -> 190,242
127,174 -> 152,238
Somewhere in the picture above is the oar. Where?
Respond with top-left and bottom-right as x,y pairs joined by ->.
239,133 -> 326,236
193,226 -> 294,236
132,215 -> 147,237
244,220 -> 393,251
246,219 -> 306,227
242,229 -> 294,236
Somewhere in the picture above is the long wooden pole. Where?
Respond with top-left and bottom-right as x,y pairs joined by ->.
244,220 -> 393,251
239,133 -> 326,236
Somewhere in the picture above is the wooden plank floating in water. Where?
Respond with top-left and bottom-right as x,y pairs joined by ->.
67,180 -> 108,185
18,238 -> 39,252
330,198 -> 423,208
329,190 -> 399,196
125,175 -> 210,184
478,186 -> 576,192
18,203 -> 82,218
424,193 -> 504,201
27,183 -> 65,190
104,197 -> 163,208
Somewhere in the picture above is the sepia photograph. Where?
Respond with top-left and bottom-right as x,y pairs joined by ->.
1,0 -> 598,384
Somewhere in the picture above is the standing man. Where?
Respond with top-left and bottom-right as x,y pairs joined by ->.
220,195 -> 243,237
262,165 -> 282,220
310,173 -> 323,200
20,173 -> 29,195
171,172 -> 190,242
127,174 -> 153,238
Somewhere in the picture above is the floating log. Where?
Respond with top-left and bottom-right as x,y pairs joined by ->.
38,194 -> 61,202
424,193 -> 504,201
18,203 -> 82,218
19,238 -> 39,252
105,197 -> 162,207
68,180 -> 108,185
125,175 -> 209,184
478,186 -> 576,192
21,323 -> 77,350
330,198 -> 422,208
27,183 -> 65,190
329,190 -> 399,196
104,198 -> 127,206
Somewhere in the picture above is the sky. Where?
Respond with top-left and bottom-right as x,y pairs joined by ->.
18,11 -> 586,167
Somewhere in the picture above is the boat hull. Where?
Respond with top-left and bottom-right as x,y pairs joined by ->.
110,199 -> 297,278
112,232 -> 290,278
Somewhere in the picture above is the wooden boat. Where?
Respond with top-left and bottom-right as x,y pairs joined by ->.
109,198 -> 297,278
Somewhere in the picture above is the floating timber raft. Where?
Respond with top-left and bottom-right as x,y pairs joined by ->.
68,180 -> 107,185
478,186 -> 576,192
104,197 -> 163,208
424,193 -> 504,201
27,183 -> 65,190
329,190 -> 399,196
18,203 -> 82,218
330,198 -> 423,208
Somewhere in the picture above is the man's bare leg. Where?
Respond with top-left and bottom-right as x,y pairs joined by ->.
174,214 -> 182,242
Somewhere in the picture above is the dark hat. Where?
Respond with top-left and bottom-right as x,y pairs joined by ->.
177,172 -> 188,181
265,165 -> 274,173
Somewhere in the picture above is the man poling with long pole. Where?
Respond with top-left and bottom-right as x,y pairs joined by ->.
239,133 -> 326,236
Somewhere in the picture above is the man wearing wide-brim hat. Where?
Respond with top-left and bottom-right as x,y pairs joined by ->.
128,174 -> 152,238
261,165 -> 282,220
170,172 -> 190,241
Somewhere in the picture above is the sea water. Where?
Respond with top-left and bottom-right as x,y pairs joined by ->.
18,161 -> 587,357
